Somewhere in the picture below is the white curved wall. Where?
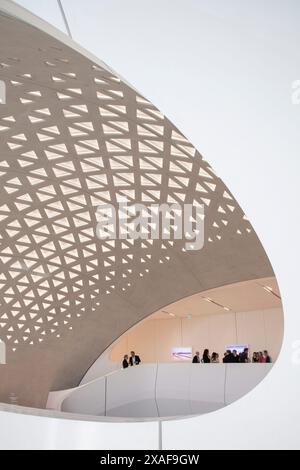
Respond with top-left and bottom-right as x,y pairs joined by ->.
55,363 -> 273,418
0,407 -> 158,450
62,377 -> 106,416
106,364 -> 158,418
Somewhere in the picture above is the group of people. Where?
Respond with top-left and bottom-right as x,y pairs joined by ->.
192,349 -> 220,363
192,348 -> 271,364
122,348 -> 272,367
251,351 -> 271,363
122,351 -> 141,368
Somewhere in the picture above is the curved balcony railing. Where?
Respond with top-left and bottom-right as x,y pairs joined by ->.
47,363 -> 273,419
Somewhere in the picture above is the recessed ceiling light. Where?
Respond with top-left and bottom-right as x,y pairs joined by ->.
162,310 -> 175,317
263,286 -> 273,293
260,284 -> 281,299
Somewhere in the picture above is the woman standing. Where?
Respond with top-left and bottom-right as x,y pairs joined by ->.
211,352 -> 219,363
202,349 -> 211,363
122,354 -> 129,368
258,352 -> 265,363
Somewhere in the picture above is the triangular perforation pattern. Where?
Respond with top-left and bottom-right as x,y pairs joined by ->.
0,14 -> 254,354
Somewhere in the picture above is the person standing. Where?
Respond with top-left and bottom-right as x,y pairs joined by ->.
223,351 -> 229,363
263,350 -> 271,363
223,350 -> 234,363
258,351 -> 265,363
211,352 -> 219,363
129,350 -> 141,366
192,351 -> 200,363
232,350 -> 239,363
239,348 -> 249,363
122,354 -> 129,368
202,349 -> 211,363
252,352 -> 259,363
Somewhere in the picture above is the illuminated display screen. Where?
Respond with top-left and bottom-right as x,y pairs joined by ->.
172,347 -> 192,360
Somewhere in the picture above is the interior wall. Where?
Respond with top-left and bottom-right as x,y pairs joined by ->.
109,308 -> 283,364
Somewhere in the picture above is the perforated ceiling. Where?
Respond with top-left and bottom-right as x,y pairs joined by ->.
0,4 -> 274,403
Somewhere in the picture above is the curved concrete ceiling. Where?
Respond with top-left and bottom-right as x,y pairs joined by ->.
150,277 -> 281,319
0,1 -> 274,407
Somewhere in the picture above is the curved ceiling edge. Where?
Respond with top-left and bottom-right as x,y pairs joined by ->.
0,1 -> 274,408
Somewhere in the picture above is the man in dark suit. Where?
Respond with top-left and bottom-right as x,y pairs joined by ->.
223,350 -> 234,363
232,350 -> 239,363
239,348 -> 249,363
192,351 -> 200,363
129,350 -> 141,366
